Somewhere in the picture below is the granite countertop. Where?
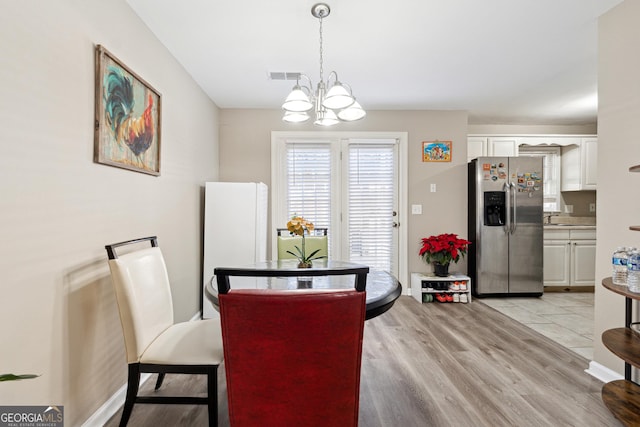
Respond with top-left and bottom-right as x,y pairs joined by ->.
543,216 -> 596,230
544,224 -> 596,230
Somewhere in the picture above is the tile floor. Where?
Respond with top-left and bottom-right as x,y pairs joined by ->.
478,292 -> 595,360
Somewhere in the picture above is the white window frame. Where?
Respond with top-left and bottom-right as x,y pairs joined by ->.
271,131 -> 409,288
519,145 -> 562,212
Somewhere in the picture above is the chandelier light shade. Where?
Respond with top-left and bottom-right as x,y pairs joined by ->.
337,100 -> 366,121
283,111 -> 311,123
282,84 -> 313,112
322,81 -> 354,110
282,3 -> 366,126
314,108 -> 339,127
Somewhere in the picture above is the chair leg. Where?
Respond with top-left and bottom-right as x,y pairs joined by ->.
154,373 -> 165,390
120,364 -> 140,427
207,365 -> 218,427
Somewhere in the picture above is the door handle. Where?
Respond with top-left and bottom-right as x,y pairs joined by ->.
503,182 -> 511,234
510,182 -> 517,234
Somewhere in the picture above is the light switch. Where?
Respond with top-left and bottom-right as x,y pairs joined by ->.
589,203 -> 596,212
565,204 -> 574,214
412,204 -> 422,215
430,184 -> 436,193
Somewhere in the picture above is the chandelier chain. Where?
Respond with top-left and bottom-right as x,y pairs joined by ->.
318,15 -> 324,84
281,3 -> 365,125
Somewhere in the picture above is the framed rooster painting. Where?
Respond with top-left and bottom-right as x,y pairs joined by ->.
94,45 -> 161,176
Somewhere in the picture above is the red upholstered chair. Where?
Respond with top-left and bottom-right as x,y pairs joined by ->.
218,288 -> 366,427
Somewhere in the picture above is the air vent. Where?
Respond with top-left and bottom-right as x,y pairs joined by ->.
269,72 -> 302,81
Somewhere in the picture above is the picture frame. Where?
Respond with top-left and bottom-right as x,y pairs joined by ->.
94,45 -> 161,176
422,140 -> 452,162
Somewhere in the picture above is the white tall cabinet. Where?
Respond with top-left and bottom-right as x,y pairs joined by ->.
202,182 -> 268,318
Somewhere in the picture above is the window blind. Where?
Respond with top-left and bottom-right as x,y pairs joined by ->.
519,146 -> 561,211
347,143 -> 396,272
285,142 -> 332,236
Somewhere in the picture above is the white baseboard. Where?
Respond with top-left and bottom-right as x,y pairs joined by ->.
81,373 -> 152,427
585,360 -> 624,383
82,310 -> 203,426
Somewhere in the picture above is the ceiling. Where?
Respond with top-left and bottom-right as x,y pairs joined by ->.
126,0 -> 623,125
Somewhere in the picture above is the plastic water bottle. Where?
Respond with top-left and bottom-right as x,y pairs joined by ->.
627,250 -> 640,292
613,247 -> 629,285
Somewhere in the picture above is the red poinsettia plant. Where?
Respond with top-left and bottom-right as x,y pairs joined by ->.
419,233 -> 471,266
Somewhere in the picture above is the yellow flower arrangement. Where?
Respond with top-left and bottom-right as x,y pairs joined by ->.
286,215 -> 325,267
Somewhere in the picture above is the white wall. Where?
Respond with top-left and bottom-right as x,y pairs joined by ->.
593,0 -> 640,375
0,1 -> 219,425
219,109 -> 469,280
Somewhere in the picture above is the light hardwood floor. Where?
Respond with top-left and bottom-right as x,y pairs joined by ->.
105,296 -> 620,426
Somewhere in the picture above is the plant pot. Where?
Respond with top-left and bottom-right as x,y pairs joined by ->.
298,261 -> 313,268
434,262 -> 450,277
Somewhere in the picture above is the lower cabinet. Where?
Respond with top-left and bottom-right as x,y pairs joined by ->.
543,240 -> 571,286
571,240 -> 597,285
543,228 -> 596,287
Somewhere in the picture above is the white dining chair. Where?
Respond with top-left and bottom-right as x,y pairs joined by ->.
105,236 -> 223,427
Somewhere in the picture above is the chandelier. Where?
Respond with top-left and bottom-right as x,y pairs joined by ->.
282,3 -> 366,126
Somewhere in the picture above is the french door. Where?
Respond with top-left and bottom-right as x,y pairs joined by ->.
341,139 -> 398,274
271,132 -> 407,280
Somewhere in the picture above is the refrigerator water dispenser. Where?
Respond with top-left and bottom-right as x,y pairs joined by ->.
484,191 -> 505,226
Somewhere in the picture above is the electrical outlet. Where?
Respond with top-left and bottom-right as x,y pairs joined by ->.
411,204 -> 422,215
430,184 -> 436,193
565,204 -> 574,214
589,203 -> 596,212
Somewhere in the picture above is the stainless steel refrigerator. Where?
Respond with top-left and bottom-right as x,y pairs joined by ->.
468,157 -> 544,297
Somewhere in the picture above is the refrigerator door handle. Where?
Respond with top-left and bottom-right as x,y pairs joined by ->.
503,182 -> 511,234
510,182 -> 517,234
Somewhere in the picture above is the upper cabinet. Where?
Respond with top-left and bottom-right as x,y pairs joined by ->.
466,137 -> 518,161
467,137 -> 487,161
467,135 -> 598,191
561,138 -> 598,191
489,137 -> 519,157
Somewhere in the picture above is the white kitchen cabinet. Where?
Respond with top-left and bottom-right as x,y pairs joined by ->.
467,136 -> 518,161
571,240 -> 597,285
581,138 -> 598,188
543,228 -> 596,287
561,138 -> 598,191
467,137 -> 487,161
543,240 -> 571,286
489,137 -> 519,157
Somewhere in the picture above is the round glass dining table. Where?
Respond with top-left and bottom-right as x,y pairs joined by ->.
206,260 -> 402,320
